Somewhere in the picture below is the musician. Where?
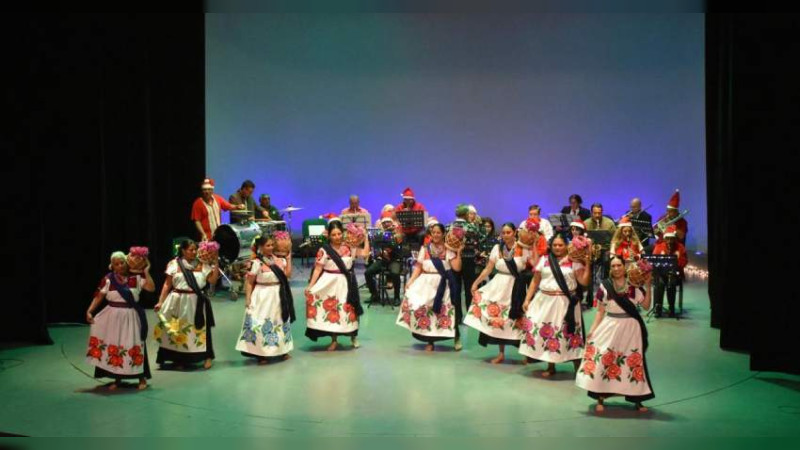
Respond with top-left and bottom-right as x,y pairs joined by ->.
625,197 -> 653,247
569,218 -> 587,240
191,178 -> 245,241
654,190 -> 688,245
365,226 -> 405,305
395,187 -> 427,245
341,195 -> 370,217
258,194 -> 283,221
520,204 -> 554,241
452,204 -> 483,324
229,180 -> 267,224
610,217 -> 644,263
585,203 -> 616,305
586,203 -> 617,233
561,194 -> 591,221
476,217 -> 499,274
652,225 -> 688,318
374,204 -> 396,227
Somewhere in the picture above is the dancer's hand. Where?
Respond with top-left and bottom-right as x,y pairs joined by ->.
86,311 -> 94,324
154,303 -> 163,312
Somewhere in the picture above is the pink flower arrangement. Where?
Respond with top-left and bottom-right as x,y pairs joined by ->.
571,235 -> 589,250
450,226 -> 465,239
344,223 -> 366,247
129,246 -> 149,258
274,231 -> 290,241
524,218 -> 540,233
199,241 -> 220,253
636,258 -> 654,274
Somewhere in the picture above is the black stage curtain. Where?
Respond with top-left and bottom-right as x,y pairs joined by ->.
2,13 -> 205,343
706,12 -> 800,374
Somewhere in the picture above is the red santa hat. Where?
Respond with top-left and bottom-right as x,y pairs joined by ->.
201,178 -> 215,190
570,218 -> 586,230
401,187 -> 415,199
667,189 -> 680,210
664,225 -> 678,238
618,216 -> 633,228
322,212 -> 341,223
380,211 -> 394,224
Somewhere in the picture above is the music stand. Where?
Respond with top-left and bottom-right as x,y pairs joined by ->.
641,254 -> 681,320
631,218 -> 654,241
396,210 -> 427,230
586,230 -> 613,250
341,213 -> 372,228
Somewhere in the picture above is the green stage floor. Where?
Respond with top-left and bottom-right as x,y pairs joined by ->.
1,268 -> 798,436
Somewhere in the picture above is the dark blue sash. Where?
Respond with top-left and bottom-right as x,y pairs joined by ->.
107,273 -> 148,340
429,245 -> 459,315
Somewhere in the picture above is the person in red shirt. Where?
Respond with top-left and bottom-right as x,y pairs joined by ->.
652,225 -> 688,318
395,187 -> 427,246
653,189 -> 688,245
191,178 -> 244,241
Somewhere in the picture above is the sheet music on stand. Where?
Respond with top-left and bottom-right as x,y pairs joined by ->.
586,230 -> 613,249
341,213 -> 372,228
549,213 -> 578,229
642,254 -> 678,273
631,218 -> 654,240
396,210 -> 427,230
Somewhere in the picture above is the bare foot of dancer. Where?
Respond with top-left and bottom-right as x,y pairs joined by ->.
351,337 -> 360,348
490,353 -> 505,364
108,380 -> 120,390
454,338 -> 463,351
327,340 -> 339,351
258,358 -> 269,365
595,398 -> 605,413
541,363 -> 556,378
425,343 -> 434,352
636,403 -> 649,413
138,379 -> 148,390
283,354 -> 291,360
204,358 -> 213,369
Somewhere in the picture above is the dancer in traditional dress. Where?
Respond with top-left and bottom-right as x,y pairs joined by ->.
396,223 -> 463,352
237,234 -> 296,363
154,239 -> 220,369
576,255 -> 654,413
85,251 -> 154,389
304,220 -> 370,350
519,235 -> 591,377
466,223 -> 536,364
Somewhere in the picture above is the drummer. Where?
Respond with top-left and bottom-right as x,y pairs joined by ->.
258,194 -> 283,221
191,178 -> 246,241
229,180 -> 268,224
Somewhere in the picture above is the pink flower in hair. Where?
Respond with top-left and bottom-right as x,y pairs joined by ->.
451,226 -> 465,239
129,246 -> 149,258
571,235 -> 589,250
273,231 -> 290,241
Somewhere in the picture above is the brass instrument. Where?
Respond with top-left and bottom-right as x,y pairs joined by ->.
654,209 -> 690,234
591,243 -> 603,262
616,204 -> 653,224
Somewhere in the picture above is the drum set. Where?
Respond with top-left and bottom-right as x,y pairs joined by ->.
212,206 -> 302,300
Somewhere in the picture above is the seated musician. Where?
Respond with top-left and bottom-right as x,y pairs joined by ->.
258,194 -> 283,221
341,194 -> 370,217
395,187 -> 427,246
654,189 -> 688,245
229,179 -> 267,224
365,221 -> 406,305
191,178 -> 244,241
626,197 -> 653,247
652,225 -> 688,318
374,204 -> 396,227
610,216 -> 644,264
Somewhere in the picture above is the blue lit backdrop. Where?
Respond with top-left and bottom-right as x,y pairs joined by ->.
206,13 -> 706,250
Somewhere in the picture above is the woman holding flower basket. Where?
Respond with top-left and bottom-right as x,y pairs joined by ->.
519,234 -> 591,377
576,255 -> 654,413
85,250 -> 155,390
237,234 -> 295,363
305,220 -> 370,351
396,223 -> 463,352
465,223 -> 536,364
154,239 -> 220,369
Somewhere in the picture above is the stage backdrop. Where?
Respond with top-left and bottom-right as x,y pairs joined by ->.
206,13 -> 707,250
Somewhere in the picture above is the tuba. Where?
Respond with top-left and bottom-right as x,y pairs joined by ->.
654,209 -> 690,234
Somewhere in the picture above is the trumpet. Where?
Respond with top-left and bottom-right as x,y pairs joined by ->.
591,243 -> 604,262
654,209 -> 690,234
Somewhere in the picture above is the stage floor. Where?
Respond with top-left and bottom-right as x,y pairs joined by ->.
1,268 -> 798,436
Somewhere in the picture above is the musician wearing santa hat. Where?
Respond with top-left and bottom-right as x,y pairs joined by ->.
395,187 -> 427,246
651,225 -> 688,318
654,189 -> 688,245
610,217 -> 644,264
191,178 -> 245,241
